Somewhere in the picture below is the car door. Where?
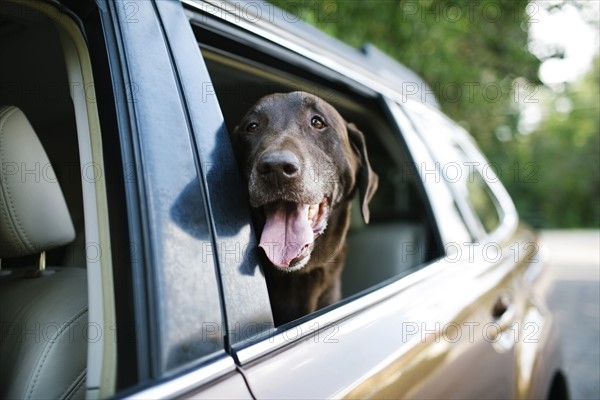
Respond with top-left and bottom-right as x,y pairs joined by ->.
0,0 -> 259,398
3,1 -> 552,398
92,1 -> 263,397
396,97 -> 556,399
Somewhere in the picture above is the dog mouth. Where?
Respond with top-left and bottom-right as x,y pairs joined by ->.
258,197 -> 330,270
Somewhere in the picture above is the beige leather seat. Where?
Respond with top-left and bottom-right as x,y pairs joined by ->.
343,222 -> 427,296
0,106 -> 88,399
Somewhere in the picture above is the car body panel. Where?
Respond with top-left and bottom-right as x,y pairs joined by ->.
240,226 -> 545,399
122,355 -> 253,399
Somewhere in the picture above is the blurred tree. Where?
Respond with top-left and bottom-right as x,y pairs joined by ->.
269,0 -> 541,151
501,57 -> 600,228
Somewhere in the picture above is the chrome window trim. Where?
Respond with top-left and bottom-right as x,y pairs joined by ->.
234,257 -> 450,364
126,355 -> 236,399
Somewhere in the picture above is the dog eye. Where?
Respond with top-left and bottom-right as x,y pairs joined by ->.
311,116 -> 326,129
246,122 -> 259,133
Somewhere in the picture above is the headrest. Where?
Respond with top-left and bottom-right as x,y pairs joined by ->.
0,106 -> 75,258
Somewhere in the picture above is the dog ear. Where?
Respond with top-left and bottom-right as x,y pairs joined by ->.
346,122 -> 379,224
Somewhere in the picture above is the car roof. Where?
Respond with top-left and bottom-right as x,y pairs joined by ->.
271,13 -> 437,101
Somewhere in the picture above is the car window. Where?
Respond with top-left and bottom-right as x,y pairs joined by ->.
403,100 -> 502,237
189,16 -> 443,327
462,152 -> 501,233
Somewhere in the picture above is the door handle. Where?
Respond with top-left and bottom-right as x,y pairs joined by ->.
492,293 -> 512,320
489,294 -> 517,352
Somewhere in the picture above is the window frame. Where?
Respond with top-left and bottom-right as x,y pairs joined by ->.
183,0 -> 456,364
384,99 -> 475,247
447,127 -> 516,241
96,0 -> 234,389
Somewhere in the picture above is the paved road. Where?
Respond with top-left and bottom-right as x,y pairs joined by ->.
541,230 -> 600,400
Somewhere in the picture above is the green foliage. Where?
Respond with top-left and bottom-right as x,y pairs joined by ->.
500,58 -> 600,228
270,0 -> 539,147
268,0 -> 599,228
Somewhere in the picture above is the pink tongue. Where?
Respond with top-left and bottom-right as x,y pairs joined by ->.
259,203 -> 314,268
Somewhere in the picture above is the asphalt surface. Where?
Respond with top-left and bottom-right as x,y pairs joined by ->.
541,230 -> 600,400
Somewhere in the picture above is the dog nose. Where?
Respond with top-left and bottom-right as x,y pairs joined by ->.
257,150 -> 301,185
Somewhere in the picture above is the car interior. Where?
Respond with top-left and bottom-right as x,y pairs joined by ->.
0,11 -> 88,400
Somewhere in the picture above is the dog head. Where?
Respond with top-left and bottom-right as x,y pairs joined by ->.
232,91 -> 378,271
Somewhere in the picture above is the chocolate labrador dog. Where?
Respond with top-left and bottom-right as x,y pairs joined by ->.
232,91 -> 378,325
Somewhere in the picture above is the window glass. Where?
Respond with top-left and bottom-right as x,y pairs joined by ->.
109,0 -> 227,375
467,169 -> 501,232
403,101 -> 502,236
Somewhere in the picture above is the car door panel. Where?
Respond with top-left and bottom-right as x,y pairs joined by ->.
121,356 -> 252,399
238,244 -> 527,399
185,373 -> 254,400
153,0 -> 274,344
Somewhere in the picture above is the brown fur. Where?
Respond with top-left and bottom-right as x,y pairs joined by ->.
232,91 -> 378,325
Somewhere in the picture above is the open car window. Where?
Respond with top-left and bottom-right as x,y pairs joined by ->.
189,16 -> 444,328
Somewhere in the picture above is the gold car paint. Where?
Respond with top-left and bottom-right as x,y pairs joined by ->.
343,227 -> 547,399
